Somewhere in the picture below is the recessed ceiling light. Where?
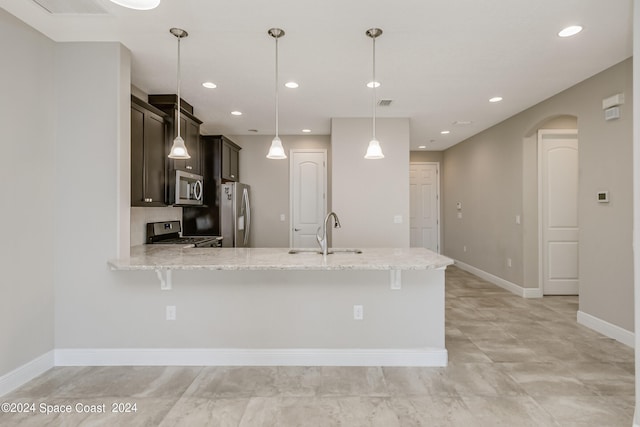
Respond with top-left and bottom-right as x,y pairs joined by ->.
248,129 -> 258,132
367,81 -> 381,88
558,25 -> 583,38
202,82 -> 217,89
440,130 -> 450,135
489,96 -> 503,103
285,82 -> 299,89
302,129 -> 311,133
418,145 -> 426,149
108,0 -> 160,10
453,120 -> 473,126
231,111 -> 242,116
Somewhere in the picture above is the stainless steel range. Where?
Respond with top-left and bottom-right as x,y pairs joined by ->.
146,221 -> 222,247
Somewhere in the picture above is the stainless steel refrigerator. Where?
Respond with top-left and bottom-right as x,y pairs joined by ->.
220,182 -> 251,247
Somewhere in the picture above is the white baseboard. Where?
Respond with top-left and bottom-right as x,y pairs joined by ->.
454,260 -> 542,298
0,351 -> 54,397
577,310 -> 635,348
55,347 -> 448,367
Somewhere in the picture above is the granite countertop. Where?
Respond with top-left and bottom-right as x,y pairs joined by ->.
108,246 -> 454,271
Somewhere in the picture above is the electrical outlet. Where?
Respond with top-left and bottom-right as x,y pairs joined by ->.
463,245 -> 467,252
353,305 -> 363,320
507,258 -> 512,268
390,270 -> 402,290
166,305 -> 176,321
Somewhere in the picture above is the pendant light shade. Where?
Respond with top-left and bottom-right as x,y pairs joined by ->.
169,136 -> 188,158
267,136 -> 286,159
365,28 -> 384,160
168,28 -> 191,160
109,0 -> 160,10
365,138 -> 384,159
267,28 -> 287,160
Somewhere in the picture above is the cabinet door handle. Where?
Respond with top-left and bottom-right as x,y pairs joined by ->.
294,228 -> 301,231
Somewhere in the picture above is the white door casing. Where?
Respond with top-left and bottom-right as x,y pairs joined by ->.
538,130 -> 579,295
410,162 -> 440,252
290,150 -> 327,248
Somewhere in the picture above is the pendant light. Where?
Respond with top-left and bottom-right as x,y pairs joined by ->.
267,28 -> 287,159
168,27 -> 191,159
365,28 -> 384,159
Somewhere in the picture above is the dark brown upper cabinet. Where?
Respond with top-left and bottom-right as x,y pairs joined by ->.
201,135 -> 242,183
131,96 -> 169,207
148,94 -> 203,175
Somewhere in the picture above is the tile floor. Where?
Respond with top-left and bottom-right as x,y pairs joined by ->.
1,266 -> 635,426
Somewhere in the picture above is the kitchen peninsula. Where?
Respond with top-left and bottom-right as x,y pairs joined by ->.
108,247 -> 453,367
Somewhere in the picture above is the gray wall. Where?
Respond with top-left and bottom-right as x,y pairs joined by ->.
632,1 -> 639,421
331,118 -> 410,248
230,134 -> 331,247
53,42 -> 134,349
0,9 -> 55,377
410,151 -> 444,163
443,58 -> 633,331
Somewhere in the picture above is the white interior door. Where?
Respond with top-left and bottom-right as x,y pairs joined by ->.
539,130 -> 579,295
410,162 -> 440,252
290,150 -> 327,248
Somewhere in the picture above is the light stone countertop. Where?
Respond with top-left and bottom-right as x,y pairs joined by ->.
108,246 -> 454,271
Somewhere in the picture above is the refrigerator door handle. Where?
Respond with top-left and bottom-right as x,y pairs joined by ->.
242,188 -> 251,246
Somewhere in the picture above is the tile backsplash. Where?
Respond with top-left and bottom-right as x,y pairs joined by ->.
130,207 -> 183,246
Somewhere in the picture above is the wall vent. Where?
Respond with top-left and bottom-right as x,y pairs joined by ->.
377,99 -> 393,107
32,0 -> 107,14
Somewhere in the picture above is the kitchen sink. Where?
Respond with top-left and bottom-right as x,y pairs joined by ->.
288,248 -> 363,255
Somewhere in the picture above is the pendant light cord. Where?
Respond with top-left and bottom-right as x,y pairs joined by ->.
275,35 -> 279,139
176,35 -> 181,139
372,35 -> 376,140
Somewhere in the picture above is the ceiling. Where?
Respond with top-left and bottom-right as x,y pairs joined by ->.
1,0 -> 633,150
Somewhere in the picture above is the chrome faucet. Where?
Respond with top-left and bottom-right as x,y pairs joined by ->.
316,212 -> 341,256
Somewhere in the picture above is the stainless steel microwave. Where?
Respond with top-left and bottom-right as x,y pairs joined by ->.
175,170 -> 203,206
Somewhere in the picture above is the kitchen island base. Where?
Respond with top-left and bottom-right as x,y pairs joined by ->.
104,248 -> 452,367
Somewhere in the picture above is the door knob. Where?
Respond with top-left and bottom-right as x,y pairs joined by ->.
294,228 -> 301,231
